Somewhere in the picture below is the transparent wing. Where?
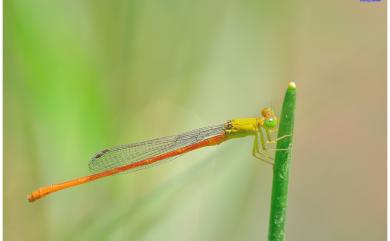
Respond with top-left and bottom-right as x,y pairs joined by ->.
88,124 -> 226,174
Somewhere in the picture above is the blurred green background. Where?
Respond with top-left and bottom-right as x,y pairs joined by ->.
5,1 -> 386,241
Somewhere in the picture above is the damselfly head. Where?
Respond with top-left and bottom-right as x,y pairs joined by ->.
260,107 -> 278,130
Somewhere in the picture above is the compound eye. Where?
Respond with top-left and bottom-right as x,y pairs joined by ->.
261,108 -> 272,118
264,118 -> 277,129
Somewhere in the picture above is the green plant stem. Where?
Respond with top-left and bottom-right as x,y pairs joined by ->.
268,82 -> 296,241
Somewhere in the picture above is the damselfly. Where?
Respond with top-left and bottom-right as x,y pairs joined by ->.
27,107 -> 288,202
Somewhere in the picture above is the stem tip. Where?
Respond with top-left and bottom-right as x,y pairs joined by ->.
288,82 -> 296,89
